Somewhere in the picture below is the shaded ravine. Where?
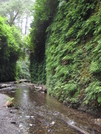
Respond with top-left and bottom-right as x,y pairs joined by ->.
1,83 -> 101,134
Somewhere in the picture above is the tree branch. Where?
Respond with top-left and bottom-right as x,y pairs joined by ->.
10,10 -> 19,26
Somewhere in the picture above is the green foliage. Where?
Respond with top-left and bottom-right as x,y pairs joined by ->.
6,97 -> 14,103
29,0 -> 101,109
0,16 -> 22,81
45,0 -> 101,108
84,82 -> 101,106
16,56 -> 30,79
30,54 -> 46,84
29,0 -> 58,84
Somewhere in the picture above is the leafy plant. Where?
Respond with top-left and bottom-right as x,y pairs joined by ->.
6,97 -> 14,103
84,82 -> 101,106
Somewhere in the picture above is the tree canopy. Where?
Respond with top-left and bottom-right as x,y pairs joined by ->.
0,0 -> 33,31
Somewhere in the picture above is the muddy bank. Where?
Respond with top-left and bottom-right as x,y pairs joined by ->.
0,94 -> 19,134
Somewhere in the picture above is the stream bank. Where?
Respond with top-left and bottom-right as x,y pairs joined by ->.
0,94 -> 19,134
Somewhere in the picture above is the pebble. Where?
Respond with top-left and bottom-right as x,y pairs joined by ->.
19,124 -> 23,128
31,116 -> 34,119
50,121 -> 55,125
25,116 -> 30,119
29,124 -> 33,127
48,129 -> 51,132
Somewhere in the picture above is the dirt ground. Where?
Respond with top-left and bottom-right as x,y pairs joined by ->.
0,94 -> 19,134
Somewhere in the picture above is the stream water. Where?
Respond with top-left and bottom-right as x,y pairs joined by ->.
1,83 -> 101,134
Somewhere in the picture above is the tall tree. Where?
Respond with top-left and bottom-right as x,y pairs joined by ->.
0,0 -> 33,32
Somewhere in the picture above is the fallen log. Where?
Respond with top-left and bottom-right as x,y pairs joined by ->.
60,114 -> 90,134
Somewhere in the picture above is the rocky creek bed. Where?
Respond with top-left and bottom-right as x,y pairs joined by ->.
0,82 -> 101,134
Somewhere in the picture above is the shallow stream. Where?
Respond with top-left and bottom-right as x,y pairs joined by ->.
1,84 -> 101,134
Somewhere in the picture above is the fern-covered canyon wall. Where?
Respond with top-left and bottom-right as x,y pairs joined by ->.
0,17 -> 22,81
30,0 -> 101,109
30,0 -> 58,84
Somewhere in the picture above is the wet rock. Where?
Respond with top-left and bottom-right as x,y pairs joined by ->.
0,86 -> 16,91
41,91 -> 45,94
9,109 -> 17,114
10,110 -> 13,113
0,84 -> 8,88
3,100 -> 13,107
48,129 -> 51,132
94,118 -> 101,125
19,123 -> 23,129
34,85 -> 47,93
50,121 -> 55,125
78,106 -> 87,112
11,91 -> 15,93
25,116 -> 30,119
31,116 -> 34,119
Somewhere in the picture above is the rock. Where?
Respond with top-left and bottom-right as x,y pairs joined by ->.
19,124 -> 23,128
29,124 -> 33,127
94,118 -> 101,125
10,110 -> 13,113
0,84 -> 8,88
9,109 -> 17,114
25,116 -> 30,119
3,100 -> 13,107
31,116 -> 34,119
50,121 -> 55,125
48,129 -> 51,132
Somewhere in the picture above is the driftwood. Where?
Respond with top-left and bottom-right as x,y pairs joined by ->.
34,85 -> 47,93
60,114 -> 90,134
24,83 -> 47,93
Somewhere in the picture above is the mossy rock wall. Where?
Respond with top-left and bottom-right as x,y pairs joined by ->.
45,0 -> 101,107
30,53 -> 46,84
